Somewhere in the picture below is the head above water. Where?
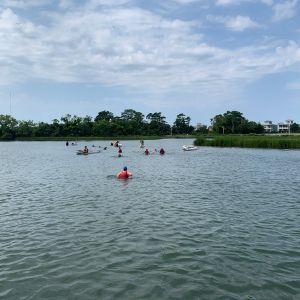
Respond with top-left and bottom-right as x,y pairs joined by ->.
123,166 -> 127,171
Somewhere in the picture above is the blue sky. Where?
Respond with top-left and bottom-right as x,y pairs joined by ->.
0,0 -> 299,125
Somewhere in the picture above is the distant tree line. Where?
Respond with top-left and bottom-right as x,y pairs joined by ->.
211,111 -> 265,134
0,109 -> 196,139
1,109 -> 294,140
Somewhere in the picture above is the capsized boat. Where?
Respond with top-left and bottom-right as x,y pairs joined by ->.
182,145 -> 198,151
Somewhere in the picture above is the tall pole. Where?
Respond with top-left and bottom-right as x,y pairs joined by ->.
9,90 -> 12,115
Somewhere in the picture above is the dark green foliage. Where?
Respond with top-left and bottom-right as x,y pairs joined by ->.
146,112 -> 171,135
172,113 -> 194,134
94,111 -> 114,122
0,115 -> 18,139
1,108 -> 297,144
0,110 -> 188,140
290,123 -> 300,133
211,111 -> 263,134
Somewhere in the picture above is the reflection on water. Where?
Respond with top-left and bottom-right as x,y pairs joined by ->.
0,139 -> 300,299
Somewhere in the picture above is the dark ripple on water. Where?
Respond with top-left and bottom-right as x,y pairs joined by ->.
0,141 -> 300,299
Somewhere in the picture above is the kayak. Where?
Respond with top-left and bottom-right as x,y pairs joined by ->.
182,145 -> 198,151
76,150 -> 101,155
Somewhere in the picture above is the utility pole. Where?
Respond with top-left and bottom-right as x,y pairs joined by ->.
10,90 -> 12,115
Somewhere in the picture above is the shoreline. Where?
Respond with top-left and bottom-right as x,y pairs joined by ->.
0,135 -> 196,142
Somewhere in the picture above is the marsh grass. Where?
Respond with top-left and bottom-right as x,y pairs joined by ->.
194,135 -> 300,149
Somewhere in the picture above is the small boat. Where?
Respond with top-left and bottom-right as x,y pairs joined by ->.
182,145 -> 198,151
76,150 -> 101,155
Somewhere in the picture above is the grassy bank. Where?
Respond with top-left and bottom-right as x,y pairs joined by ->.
194,135 -> 300,149
10,135 -> 196,142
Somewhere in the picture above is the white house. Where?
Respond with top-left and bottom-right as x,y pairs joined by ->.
263,121 -> 277,133
278,120 -> 293,133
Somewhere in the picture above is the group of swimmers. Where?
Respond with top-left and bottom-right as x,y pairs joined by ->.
67,140 -> 166,179
65,141 -> 77,146
111,141 -> 121,147
144,148 -> 165,155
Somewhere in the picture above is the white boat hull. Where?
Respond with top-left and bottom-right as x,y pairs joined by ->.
182,145 -> 198,151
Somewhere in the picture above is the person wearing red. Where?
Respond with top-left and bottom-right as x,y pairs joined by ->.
145,148 -> 150,155
159,148 -> 165,155
117,166 -> 133,179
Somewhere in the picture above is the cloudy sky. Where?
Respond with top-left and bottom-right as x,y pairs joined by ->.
0,0 -> 299,124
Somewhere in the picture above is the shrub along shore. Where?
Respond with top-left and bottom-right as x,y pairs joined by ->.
194,135 -> 300,149
8,135 -> 196,142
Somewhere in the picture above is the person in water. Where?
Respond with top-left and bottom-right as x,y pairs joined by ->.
82,146 -> 89,154
159,148 -> 165,155
117,166 -> 133,179
145,148 -> 150,155
118,147 -> 123,157
66,141 -> 69,146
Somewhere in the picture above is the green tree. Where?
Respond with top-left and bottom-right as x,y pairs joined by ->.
0,115 -> 18,139
95,111 -> 114,122
35,122 -> 53,137
173,113 -> 194,134
120,109 -> 146,135
211,111 -> 264,134
16,120 -> 36,137
290,123 -> 300,133
241,121 -> 264,134
211,111 -> 247,134
80,115 -> 93,136
146,112 -> 170,135
195,125 -> 208,134
121,109 -> 144,123
211,114 -> 226,134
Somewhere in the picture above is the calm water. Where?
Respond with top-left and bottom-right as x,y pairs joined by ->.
0,139 -> 299,299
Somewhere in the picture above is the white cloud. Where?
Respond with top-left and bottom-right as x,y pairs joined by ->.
0,1 -> 300,100
215,0 -> 273,6
207,15 -> 259,31
215,0 -> 297,22
171,0 -> 204,4
272,0 -> 298,21
83,0 -> 132,10
0,0 -> 51,9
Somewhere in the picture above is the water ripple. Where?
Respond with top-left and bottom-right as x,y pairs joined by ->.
0,141 -> 300,299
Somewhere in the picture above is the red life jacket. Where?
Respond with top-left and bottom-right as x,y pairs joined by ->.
117,171 -> 129,179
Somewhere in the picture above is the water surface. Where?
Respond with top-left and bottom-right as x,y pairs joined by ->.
0,139 -> 299,299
